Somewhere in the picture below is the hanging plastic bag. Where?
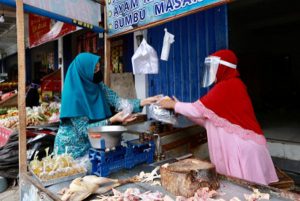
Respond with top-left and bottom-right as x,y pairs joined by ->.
161,28 -> 175,61
131,39 -> 159,74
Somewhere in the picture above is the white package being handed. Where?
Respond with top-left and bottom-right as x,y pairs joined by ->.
148,104 -> 177,125
131,39 -> 159,74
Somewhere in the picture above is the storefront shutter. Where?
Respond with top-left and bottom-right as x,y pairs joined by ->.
148,5 -> 228,102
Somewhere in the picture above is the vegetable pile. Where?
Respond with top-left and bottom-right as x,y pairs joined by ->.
0,102 -> 60,129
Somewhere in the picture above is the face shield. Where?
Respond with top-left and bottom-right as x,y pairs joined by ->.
200,56 -> 237,87
201,56 -> 221,87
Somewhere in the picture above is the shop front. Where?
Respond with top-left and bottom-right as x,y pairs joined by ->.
0,0 -> 299,200
228,0 -> 300,186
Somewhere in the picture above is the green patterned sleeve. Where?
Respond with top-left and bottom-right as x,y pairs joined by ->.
100,83 -> 142,113
88,119 -> 108,129
127,98 -> 142,113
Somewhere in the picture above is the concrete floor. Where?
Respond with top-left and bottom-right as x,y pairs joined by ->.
262,110 -> 300,161
0,186 -> 18,201
258,108 -> 300,186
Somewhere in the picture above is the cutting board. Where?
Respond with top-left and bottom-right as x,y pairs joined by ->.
160,158 -> 219,197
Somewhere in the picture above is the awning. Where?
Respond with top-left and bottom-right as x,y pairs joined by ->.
0,0 -> 104,33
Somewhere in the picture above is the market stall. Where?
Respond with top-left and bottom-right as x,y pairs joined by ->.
25,118 -> 300,200
0,0 -> 103,199
0,82 -> 18,108
0,91 -> 17,108
1,0 -> 299,200
46,164 -> 299,201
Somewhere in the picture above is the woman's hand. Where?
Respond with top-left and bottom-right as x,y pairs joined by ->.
140,95 -> 162,107
109,111 -> 137,124
158,99 -> 176,110
158,96 -> 178,110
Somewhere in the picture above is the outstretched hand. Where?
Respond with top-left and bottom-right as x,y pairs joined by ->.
140,95 -> 162,107
109,111 -> 137,124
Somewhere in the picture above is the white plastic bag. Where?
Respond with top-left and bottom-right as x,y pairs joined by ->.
148,103 -> 177,125
116,98 -> 133,119
161,28 -> 175,61
131,39 -> 159,74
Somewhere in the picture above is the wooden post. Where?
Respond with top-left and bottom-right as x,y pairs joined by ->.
16,0 -> 27,181
58,37 -> 64,90
104,5 -> 111,86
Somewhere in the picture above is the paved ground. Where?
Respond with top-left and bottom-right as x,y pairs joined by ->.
0,186 -> 19,201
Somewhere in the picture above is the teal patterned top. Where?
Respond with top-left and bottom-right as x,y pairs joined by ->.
54,83 -> 142,158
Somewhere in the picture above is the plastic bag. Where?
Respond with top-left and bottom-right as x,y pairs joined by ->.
161,28 -> 175,61
116,98 -> 133,119
131,39 -> 159,74
75,154 -> 91,174
148,104 -> 177,125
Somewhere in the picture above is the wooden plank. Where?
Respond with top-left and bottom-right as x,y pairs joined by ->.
22,174 -> 60,201
104,5 -> 111,87
161,133 -> 203,151
16,0 -> 27,175
269,168 -> 295,190
218,174 -> 300,201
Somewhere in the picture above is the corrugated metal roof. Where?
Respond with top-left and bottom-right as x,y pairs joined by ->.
0,4 -> 17,54
0,4 -> 29,56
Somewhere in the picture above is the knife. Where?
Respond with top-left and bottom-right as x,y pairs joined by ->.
149,153 -> 193,166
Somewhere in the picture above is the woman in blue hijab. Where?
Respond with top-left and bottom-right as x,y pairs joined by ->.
54,53 -> 159,158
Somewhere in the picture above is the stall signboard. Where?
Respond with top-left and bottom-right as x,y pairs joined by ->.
29,14 -> 77,48
106,0 -> 230,37
0,0 -> 104,32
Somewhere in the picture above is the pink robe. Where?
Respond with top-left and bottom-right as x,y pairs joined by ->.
175,101 -> 278,185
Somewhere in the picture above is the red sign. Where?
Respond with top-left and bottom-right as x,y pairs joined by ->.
29,14 -> 76,48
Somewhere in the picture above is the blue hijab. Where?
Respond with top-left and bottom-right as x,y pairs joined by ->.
60,53 -> 112,120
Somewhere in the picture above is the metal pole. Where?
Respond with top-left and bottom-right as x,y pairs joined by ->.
16,0 -> 27,193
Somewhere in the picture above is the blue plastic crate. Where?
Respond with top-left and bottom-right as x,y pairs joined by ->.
89,139 -> 155,177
